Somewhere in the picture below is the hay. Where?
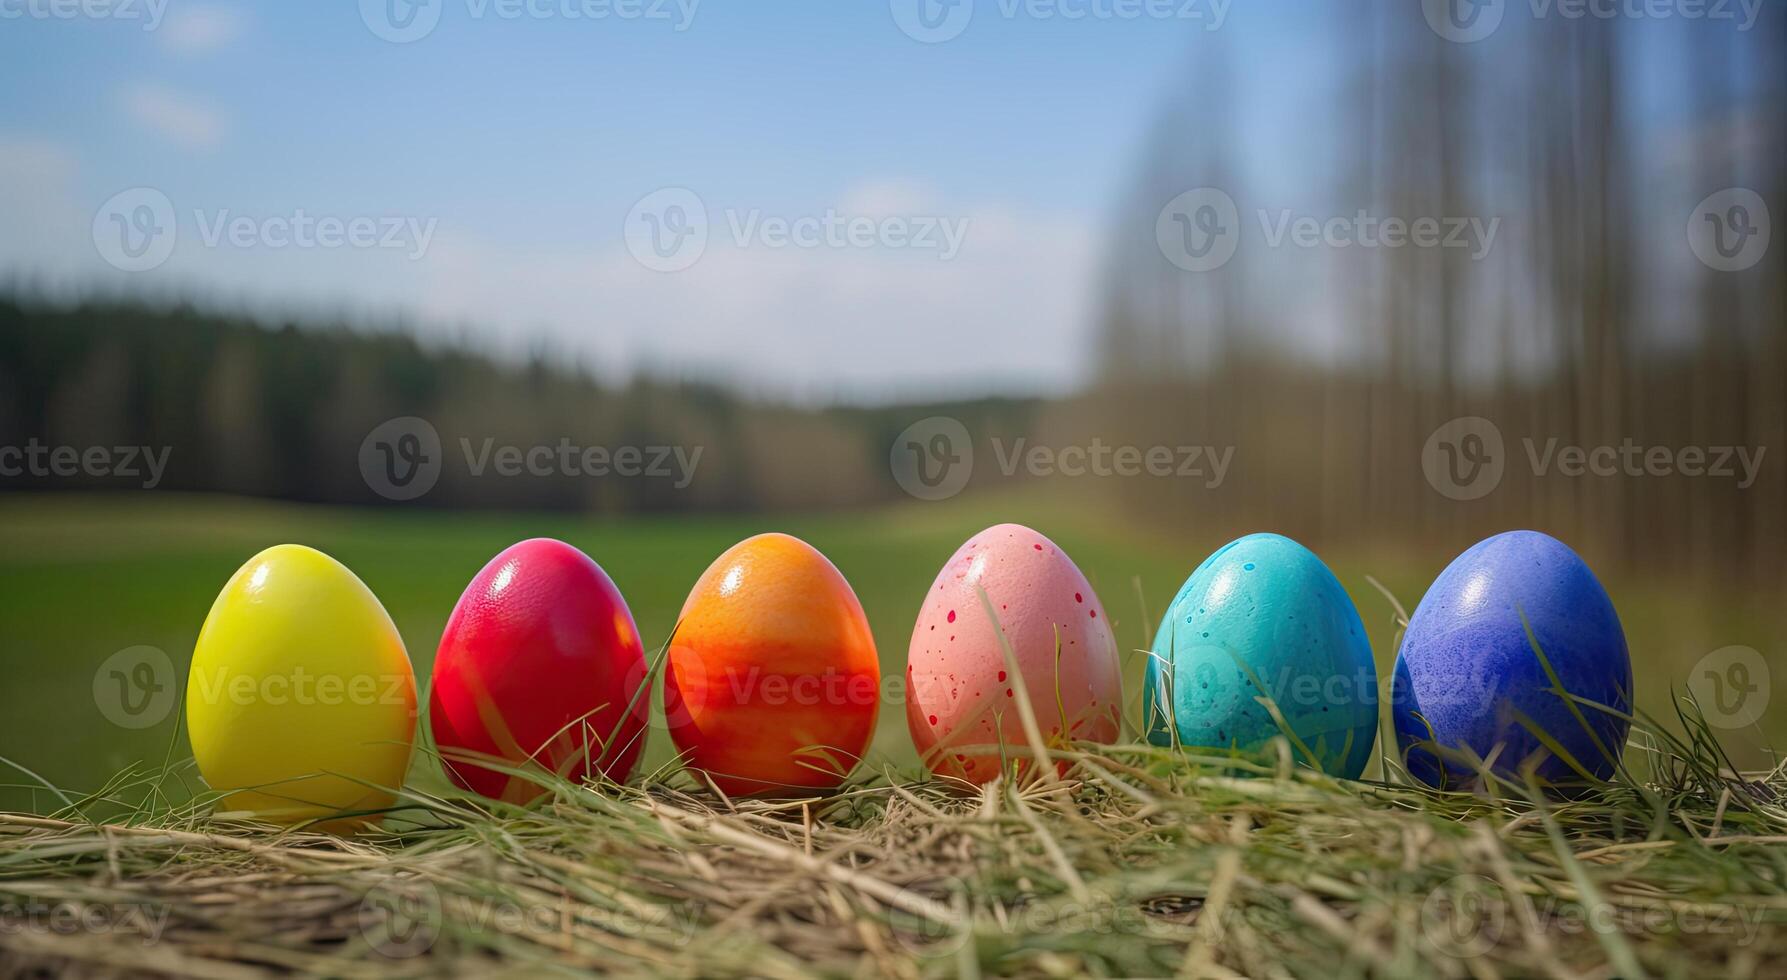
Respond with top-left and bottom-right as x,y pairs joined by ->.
3,712 -> 1785,978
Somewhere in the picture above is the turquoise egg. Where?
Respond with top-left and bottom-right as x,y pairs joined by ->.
1144,533 -> 1378,778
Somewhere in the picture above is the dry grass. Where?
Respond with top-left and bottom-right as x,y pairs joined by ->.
4,586 -> 1783,978
2,707 -> 1785,980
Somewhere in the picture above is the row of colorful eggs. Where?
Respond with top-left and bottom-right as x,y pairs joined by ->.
184,524 -> 1632,825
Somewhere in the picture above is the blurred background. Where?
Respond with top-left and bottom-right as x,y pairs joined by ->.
1,0 -> 1781,811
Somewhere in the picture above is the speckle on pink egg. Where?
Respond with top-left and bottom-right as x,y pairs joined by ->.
904,523 -> 1122,787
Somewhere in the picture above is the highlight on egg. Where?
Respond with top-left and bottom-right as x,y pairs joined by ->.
904,523 -> 1122,785
663,532 -> 880,796
186,544 -> 417,828
429,538 -> 650,803
1391,529 -> 1632,790
1143,533 -> 1377,779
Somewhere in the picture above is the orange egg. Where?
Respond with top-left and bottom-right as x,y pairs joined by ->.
664,533 -> 880,796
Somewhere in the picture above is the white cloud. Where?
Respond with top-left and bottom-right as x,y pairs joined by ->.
403,192 -> 1100,400
0,164 -> 1103,400
837,178 -> 937,219
0,136 -> 76,184
156,5 -> 245,55
0,136 -> 90,275
120,82 -> 224,151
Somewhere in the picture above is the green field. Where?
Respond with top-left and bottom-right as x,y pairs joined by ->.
1,493 -> 1780,813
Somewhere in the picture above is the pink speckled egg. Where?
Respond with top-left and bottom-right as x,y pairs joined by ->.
905,523 -> 1122,785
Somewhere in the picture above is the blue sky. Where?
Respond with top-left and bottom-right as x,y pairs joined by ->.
1,1 -> 1246,399
0,3 -> 1203,214
2,2 -> 1758,399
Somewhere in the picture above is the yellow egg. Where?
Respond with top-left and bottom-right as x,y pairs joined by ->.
186,544 -> 416,828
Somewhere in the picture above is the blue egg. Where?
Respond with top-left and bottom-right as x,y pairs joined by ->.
1391,530 -> 1631,789
1144,533 -> 1378,779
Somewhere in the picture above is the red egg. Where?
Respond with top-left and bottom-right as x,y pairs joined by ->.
430,538 -> 649,802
